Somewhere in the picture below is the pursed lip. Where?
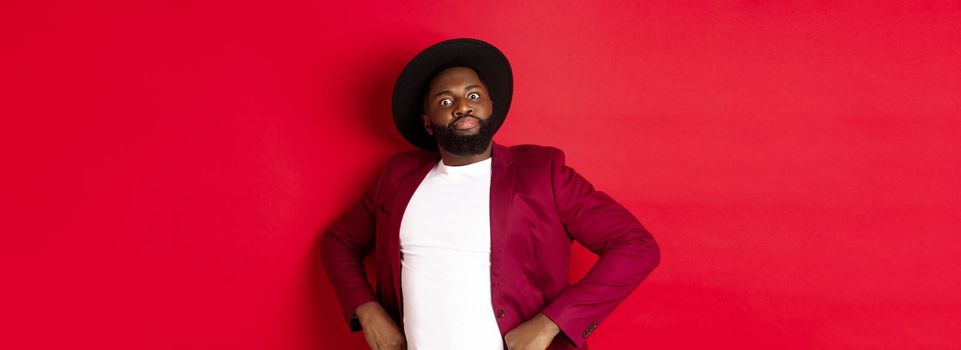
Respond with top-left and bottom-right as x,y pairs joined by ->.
451,116 -> 480,130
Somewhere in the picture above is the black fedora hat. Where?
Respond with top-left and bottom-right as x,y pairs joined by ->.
391,38 -> 513,151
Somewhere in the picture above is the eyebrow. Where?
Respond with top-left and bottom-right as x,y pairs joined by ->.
432,84 -> 482,99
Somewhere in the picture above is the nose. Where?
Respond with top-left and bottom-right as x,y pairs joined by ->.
452,98 -> 472,117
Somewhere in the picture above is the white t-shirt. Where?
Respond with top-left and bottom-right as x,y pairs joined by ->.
399,156 -> 503,350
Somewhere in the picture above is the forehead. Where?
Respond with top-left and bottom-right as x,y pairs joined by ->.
428,66 -> 485,92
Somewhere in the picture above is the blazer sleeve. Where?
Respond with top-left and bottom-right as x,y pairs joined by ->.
320,155 -> 396,332
540,147 -> 661,347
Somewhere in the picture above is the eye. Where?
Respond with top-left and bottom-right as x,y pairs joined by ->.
468,92 -> 480,100
439,98 -> 452,106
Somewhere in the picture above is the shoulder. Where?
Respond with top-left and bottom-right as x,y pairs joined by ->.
505,143 -> 568,168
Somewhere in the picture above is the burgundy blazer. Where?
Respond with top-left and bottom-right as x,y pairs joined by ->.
321,141 -> 660,349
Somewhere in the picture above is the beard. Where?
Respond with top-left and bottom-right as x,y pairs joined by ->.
429,115 -> 498,156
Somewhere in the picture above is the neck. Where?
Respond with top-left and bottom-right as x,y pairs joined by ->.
438,142 -> 493,166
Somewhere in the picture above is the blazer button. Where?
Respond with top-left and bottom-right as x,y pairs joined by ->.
496,309 -> 505,318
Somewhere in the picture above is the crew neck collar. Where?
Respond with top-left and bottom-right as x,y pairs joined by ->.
436,156 -> 492,175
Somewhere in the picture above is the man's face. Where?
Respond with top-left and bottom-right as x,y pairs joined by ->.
421,66 -> 496,155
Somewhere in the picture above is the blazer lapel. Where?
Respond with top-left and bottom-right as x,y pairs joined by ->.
488,142 -> 515,291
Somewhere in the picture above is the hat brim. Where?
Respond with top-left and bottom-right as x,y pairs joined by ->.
391,38 -> 513,151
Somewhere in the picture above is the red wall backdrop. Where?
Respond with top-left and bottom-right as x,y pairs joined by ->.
3,1 -> 959,349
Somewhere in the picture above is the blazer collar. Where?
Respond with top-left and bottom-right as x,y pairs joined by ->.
491,141 -> 514,168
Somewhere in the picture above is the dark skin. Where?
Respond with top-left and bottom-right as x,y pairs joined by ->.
421,66 -> 494,166
356,67 -> 561,349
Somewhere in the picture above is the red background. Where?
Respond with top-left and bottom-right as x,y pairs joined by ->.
3,1 -> 960,349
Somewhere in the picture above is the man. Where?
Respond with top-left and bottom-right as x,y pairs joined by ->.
322,38 -> 660,350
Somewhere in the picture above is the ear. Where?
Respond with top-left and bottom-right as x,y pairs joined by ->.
421,113 -> 433,135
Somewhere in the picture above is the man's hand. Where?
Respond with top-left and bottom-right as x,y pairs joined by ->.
504,312 -> 561,350
356,301 -> 407,350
